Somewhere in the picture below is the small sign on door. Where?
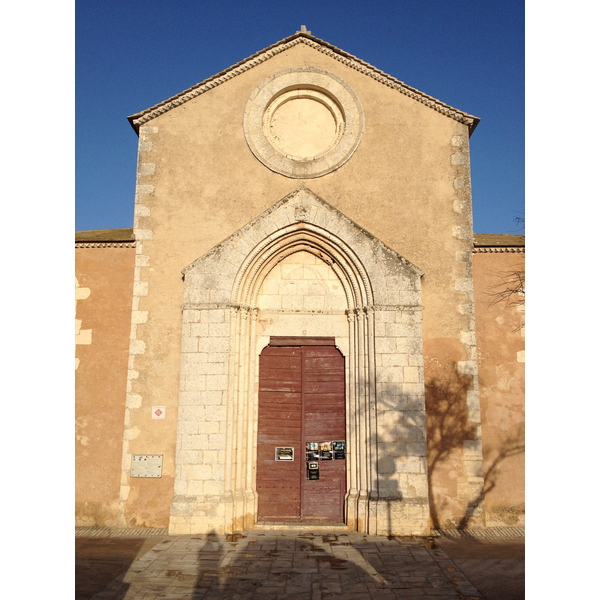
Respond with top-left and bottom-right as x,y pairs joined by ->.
306,442 -> 319,461
275,447 -> 294,461
333,441 -> 346,460
307,461 -> 320,480
319,441 -> 333,460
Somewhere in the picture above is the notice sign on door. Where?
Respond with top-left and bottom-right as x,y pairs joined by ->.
130,454 -> 163,478
319,441 -> 333,460
333,441 -> 346,460
305,441 -> 346,460
307,461 -> 320,480
275,447 -> 294,461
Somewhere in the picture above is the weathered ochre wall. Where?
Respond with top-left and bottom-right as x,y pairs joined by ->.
473,250 -> 525,526
120,40 -> 480,528
75,245 -> 135,526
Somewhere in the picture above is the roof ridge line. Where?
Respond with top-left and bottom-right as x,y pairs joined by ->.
128,32 -> 479,134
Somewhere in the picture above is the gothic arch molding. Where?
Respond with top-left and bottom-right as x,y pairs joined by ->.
171,187 -> 430,536
232,223 -> 373,310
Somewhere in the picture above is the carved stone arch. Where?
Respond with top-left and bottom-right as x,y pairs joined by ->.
232,224 -> 373,310
170,187 -> 430,536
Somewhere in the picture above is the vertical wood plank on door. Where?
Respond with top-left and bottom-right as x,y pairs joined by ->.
302,346 -> 346,521
257,346 -> 302,520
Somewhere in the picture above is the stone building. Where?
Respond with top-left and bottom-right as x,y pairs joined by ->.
75,30 -> 525,535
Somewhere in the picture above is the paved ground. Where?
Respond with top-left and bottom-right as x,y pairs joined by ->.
434,538 -> 524,600
76,527 -> 524,600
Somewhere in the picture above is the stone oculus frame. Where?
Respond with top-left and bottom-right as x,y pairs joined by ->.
243,68 -> 364,178
170,187 -> 430,536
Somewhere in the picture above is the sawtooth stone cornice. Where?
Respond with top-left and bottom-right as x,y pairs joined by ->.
128,32 -> 480,135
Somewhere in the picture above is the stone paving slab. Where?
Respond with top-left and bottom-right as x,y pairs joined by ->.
87,530 -> 486,600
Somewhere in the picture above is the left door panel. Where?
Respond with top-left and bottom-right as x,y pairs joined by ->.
256,346 -> 302,520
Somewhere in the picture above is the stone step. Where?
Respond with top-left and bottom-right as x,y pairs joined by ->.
253,521 -> 348,531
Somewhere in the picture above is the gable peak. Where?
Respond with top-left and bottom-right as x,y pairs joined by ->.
128,32 -> 479,135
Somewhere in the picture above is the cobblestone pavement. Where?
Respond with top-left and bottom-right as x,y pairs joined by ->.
82,529 -> 498,600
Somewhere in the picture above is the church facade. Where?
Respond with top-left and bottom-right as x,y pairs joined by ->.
75,31 -> 524,535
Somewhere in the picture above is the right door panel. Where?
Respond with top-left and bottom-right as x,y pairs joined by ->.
301,345 -> 346,522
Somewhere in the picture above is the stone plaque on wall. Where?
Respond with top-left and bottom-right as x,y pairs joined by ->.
130,454 -> 163,478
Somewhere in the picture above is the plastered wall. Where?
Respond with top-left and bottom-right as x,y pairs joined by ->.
119,40 -> 481,529
473,249 -> 525,526
75,244 -> 135,526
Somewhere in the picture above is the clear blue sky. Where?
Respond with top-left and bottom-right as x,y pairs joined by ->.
76,0 -> 524,234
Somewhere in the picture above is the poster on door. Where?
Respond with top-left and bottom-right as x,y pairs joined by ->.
305,442 -> 319,461
333,441 -> 346,460
319,441 -> 333,460
305,441 -> 346,461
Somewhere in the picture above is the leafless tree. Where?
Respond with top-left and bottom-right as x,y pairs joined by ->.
487,214 -> 525,324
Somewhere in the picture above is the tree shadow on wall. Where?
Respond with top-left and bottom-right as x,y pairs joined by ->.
425,374 -> 474,530
458,424 -> 524,530
424,377 -> 524,530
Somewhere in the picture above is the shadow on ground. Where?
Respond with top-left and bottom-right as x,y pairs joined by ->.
73,530 -> 526,599
434,537 -> 525,600
76,537 -> 164,600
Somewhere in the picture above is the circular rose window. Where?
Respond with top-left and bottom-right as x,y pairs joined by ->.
244,68 -> 364,178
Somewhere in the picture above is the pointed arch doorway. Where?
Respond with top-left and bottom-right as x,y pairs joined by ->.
171,188 -> 430,536
257,338 -> 346,522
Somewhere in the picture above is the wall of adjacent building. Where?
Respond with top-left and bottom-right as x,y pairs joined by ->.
75,244 -> 135,526
473,248 -> 525,526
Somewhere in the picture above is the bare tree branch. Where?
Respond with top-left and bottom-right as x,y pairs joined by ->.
488,269 -> 525,308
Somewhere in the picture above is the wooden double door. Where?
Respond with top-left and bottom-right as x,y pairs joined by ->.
257,339 -> 346,522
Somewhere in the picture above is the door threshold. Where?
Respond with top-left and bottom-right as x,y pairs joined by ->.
253,521 -> 348,531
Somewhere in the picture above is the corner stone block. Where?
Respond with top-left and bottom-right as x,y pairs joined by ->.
133,281 -> 149,297
455,278 -> 474,293
134,228 -> 153,241
466,390 -> 481,411
131,310 -> 149,324
139,162 -> 156,175
135,185 -> 154,195
457,360 -> 477,375
453,176 -> 467,189
460,331 -> 476,346
468,410 -> 481,424
453,225 -> 471,240
463,440 -> 482,458
126,393 -> 142,409
464,459 -> 484,478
